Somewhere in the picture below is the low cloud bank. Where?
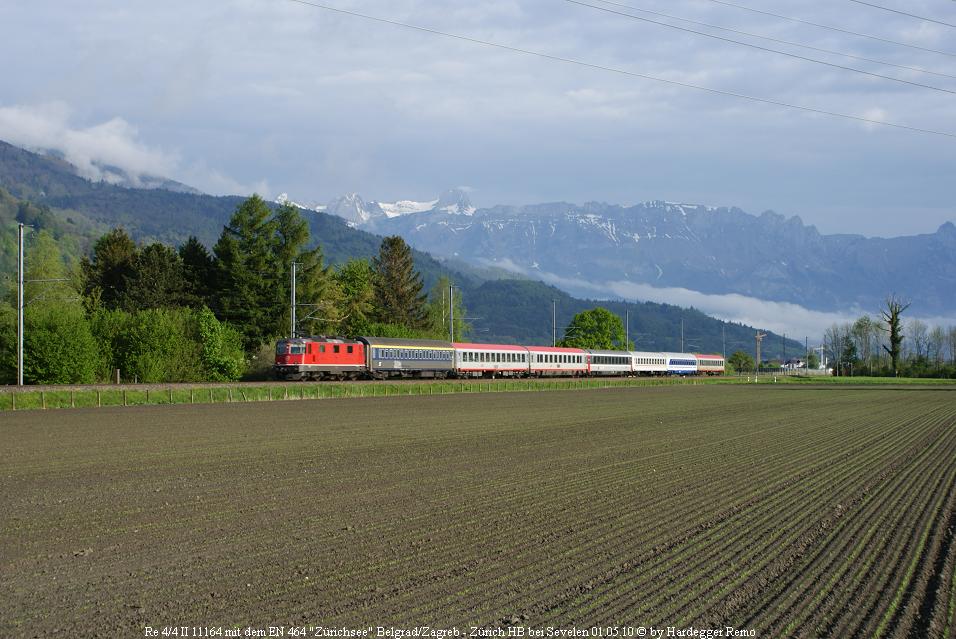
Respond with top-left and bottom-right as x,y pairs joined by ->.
483,258 -> 954,341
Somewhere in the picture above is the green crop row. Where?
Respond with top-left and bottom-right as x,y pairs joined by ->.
0,376 -> 745,411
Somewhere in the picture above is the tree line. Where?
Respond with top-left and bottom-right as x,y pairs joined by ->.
1,195 -> 468,384
823,296 -> 956,378
724,295 -> 956,378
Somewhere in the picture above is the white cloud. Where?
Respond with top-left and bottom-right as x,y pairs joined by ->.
0,102 -> 267,196
0,102 -> 177,184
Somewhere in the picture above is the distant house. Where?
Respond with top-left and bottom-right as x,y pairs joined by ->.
782,358 -> 806,370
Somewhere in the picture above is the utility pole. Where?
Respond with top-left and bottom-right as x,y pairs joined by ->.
552,299 -> 556,347
722,325 -> 726,360
805,336 -> 809,376
17,223 -> 24,386
625,304 -> 629,349
681,318 -> 684,352
783,333 -> 786,365
755,330 -> 766,379
449,284 -> 455,342
290,261 -> 297,338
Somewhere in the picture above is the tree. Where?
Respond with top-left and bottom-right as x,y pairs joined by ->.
213,195 -> 282,353
373,235 -> 428,329
294,245 -> 342,337
24,304 -> 99,384
880,295 -> 910,377
335,259 -> 377,336
426,276 -> 470,341
80,228 -> 137,309
851,316 -> 875,374
728,350 -> 754,373
908,319 -> 929,361
807,349 -> 820,369
179,236 -> 216,308
119,242 -> 186,311
928,326 -> 945,370
557,307 -> 630,350
948,326 -> 956,365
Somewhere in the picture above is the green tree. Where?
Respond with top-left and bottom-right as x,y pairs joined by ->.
213,195 -> 282,353
23,304 -> 99,384
728,350 -> 755,373
179,236 -> 215,308
557,307 -> 630,350
335,259 -> 377,336
119,242 -> 186,311
80,228 -> 137,309
196,307 -> 245,381
294,245 -> 342,337
426,276 -> 470,341
373,235 -> 427,329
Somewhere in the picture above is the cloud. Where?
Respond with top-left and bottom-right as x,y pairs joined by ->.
0,102 -> 177,184
0,102 -> 267,196
485,257 -> 862,338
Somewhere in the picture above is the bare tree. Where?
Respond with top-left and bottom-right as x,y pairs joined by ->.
880,295 -> 910,376
928,326 -> 945,370
949,326 -> 956,364
852,316 -> 875,374
909,319 -> 929,361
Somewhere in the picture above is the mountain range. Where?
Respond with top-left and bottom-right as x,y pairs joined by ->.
311,188 -> 956,318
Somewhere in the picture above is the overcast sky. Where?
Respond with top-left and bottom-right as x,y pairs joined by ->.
2,0 -> 954,237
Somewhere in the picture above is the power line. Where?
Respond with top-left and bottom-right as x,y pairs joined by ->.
567,0 -> 956,95
590,0 -> 956,80
697,0 -> 956,58
846,0 -> 956,28
284,0 -> 956,139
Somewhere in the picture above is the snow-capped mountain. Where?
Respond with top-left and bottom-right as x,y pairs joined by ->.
315,188 -> 475,227
363,199 -> 956,317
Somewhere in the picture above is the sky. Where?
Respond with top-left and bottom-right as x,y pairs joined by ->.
1,0 -> 955,238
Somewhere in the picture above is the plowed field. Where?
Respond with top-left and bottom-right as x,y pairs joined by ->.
2,385 -> 954,637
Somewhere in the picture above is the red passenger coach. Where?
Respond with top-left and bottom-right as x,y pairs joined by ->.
274,337 -> 366,380
695,353 -> 726,376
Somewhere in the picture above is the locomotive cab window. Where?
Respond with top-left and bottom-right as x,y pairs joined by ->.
333,345 -> 340,354
347,345 -> 354,354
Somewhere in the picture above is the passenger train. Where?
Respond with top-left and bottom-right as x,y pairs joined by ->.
274,336 -> 725,381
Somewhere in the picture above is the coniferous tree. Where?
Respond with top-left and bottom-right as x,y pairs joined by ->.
294,245 -> 342,337
80,228 -> 137,309
372,235 -> 428,329
213,195 -> 281,353
120,243 -> 186,311
179,236 -> 215,308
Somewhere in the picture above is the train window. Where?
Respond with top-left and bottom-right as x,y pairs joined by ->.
307,344 -> 312,354
320,345 -> 326,353
347,345 -> 354,354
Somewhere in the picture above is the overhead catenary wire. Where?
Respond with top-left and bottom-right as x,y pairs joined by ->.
283,0 -> 956,139
565,0 -> 956,94
846,0 -> 956,28
589,0 -> 956,80
697,0 -> 956,58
